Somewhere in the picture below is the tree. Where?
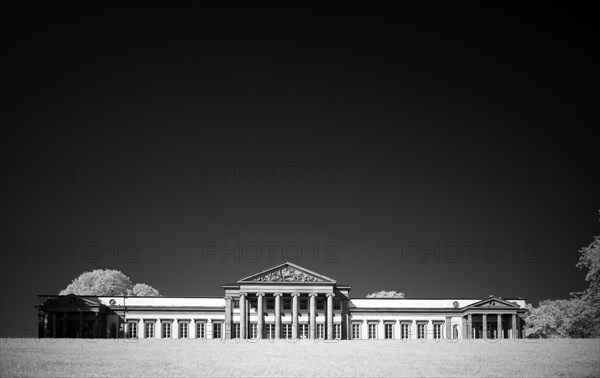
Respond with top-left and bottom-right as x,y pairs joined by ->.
525,298 -> 593,338
366,290 -> 405,298
576,222 -> 600,336
525,210 -> 600,338
128,283 -> 160,296
59,269 -> 160,296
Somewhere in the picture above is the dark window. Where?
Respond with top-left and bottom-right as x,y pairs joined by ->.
233,299 -> 239,308
283,298 -> 291,310
333,299 -> 341,310
317,299 -> 324,310
300,299 -> 308,310
266,298 -> 274,310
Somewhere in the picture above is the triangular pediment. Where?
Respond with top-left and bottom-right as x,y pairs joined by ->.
464,297 -> 520,309
44,294 -> 102,307
238,262 -> 336,283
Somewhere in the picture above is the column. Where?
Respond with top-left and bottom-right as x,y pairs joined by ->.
482,314 -> 487,339
239,293 -> 246,339
52,313 -> 57,338
62,312 -> 68,338
467,314 -> 472,340
78,312 -> 84,338
309,293 -> 317,339
257,293 -> 264,340
224,296 -> 232,339
326,293 -> 334,340
511,313 -> 517,339
274,293 -> 282,339
445,316 -> 452,339
94,313 -> 101,338
291,293 -> 299,339
497,314 -> 502,339
462,317 -> 467,339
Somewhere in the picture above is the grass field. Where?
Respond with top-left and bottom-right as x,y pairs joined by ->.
1,338 -> 599,377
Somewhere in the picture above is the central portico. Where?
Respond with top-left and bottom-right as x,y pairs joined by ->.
222,262 -> 351,340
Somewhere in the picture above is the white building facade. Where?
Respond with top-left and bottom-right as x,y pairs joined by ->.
36,262 -> 527,340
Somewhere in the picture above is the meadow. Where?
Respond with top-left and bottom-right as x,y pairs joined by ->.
1,338 -> 598,377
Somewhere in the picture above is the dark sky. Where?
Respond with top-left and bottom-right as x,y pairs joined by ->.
1,3 -> 598,337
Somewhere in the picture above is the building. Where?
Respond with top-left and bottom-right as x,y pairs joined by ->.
35,261 -> 527,340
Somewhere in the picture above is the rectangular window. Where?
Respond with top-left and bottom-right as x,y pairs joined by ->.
368,323 -> 377,339
127,322 -> 138,338
385,323 -> 393,339
213,323 -> 222,339
317,299 -> 324,310
145,322 -> 154,338
233,299 -> 240,308
317,324 -> 325,339
401,323 -> 409,340
299,298 -> 308,310
266,298 -> 274,310
283,298 -> 291,310
352,323 -> 361,339
179,322 -> 188,338
196,322 -> 206,339
233,323 -> 240,339
417,323 -> 426,339
333,299 -> 341,310
283,324 -> 292,339
265,324 -> 275,340
162,322 -> 171,338
249,298 -> 257,310
433,323 -> 442,340
334,324 -> 341,339
249,323 -> 257,339
299,324 -> 308,338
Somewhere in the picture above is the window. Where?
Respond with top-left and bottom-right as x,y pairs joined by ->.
265,324 -> 275,340
179,322 -> 188,338
333,299 -> 341,310
249,298 -> 257,310
299,324 -> 308,338
384,323 -> 394,339
401,323 -> 409,340
233,299 -> 240,309
317,324 -> 325,339
417,323 -> 426,339
334,324 -> 341,339
127,322 -> 138,338
433,323 -> 442,340
283,324 -> 292,339
317,299 -> 324,310
266,298 -> 274,310
196,322 -> 206,339
368,323 -> 377,339
162,322 -> 171,338
213,323 -> 222,339
249,323 -> 257,339
145,322 -> 154,338
283,298 -> 291,310
352,323 -> 361,339
300,299 -> 308,310
233,323 -> 240,339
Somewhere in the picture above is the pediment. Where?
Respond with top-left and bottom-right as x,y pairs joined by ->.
465,297 -> 520,309
238,262 -> 336,283
44,294 -> 101,307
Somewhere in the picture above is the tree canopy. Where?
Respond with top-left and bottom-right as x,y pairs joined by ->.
59,269 -> 160,296
525,210 -> 600,338
366,290 -> 405,298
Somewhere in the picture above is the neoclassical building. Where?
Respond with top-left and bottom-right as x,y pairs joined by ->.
36,262 -> 527,340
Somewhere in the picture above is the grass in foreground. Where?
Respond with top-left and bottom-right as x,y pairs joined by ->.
1,338 -> 599,377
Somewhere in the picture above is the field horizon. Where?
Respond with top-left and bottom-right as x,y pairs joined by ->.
1,338 -> 599,377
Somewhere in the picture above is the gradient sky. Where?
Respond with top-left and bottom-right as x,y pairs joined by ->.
1,3 -> 598,337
